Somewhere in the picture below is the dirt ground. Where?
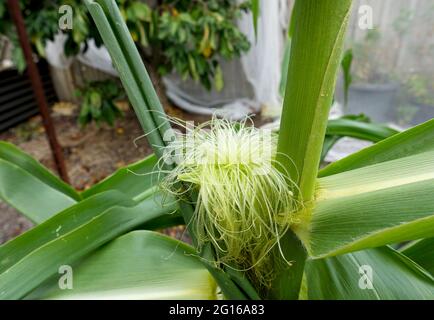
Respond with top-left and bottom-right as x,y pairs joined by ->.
0,93 -> 268,245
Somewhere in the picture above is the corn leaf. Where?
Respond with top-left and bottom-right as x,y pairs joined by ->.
306,246 -> 434,299
300,151 -> 434,258
401,238 -> 434,275
320,118 -> 434,177
321,118 -> 398,162
84,0 -> 165,159
0,142 -> 80,201
0,142 -> 79,223
0,159 -> 76,224
86,0 -> 198,234
139,213 -> 185,230
273,0 -> 352,299
340,48 -> 353,109
251,0 -> 260,38
277,0 -> 352,200
279,36 -> 291,97
326,118 -> 398,143
97,0 -> 173,150
0,190 -> 177,299
81,154 -> 158,199
27,231 -> 216,300
321,135 -> 341,162
0,191 -> 131,273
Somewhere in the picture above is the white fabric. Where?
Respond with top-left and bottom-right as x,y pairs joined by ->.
163,0 -> 289,119
45,33 -> 74,69
44,1 -> 289,120
238,0 -> 288,117
45,34 -> 117,75
77,39 -> 118,76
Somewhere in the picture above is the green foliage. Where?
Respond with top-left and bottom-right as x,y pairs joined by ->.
26,231 -> 217,300
341,48 -> 353,109
153,0 -> 250,90
76,80 -> 124,126
1,0 -> 434,301
251,0 -> 260,38
306,246 -> 434,299
403,73 -> 434,106
321,114 -> 398,161
0,1 -> 53,71
402,238 -> 434,275
0,0 -> 250,90
351,29 -> 392,83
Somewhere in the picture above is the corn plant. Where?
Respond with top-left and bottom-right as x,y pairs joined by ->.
0,0 -> 433,300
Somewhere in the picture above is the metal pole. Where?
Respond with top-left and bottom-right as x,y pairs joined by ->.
7,0 -> 70,183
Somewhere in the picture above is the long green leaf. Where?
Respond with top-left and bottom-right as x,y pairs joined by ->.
274,0 -> 352,299
401,238 -> 434,275
251,0 -> 259,38
86,0 -> 198,235
84,0 -> 165,159
326,118 -> 398,142
320,118 -> 434,177
0,191 -> 132,273
299,151 -> 434,258
0,142 -> 80,201
321,118 -> 398,162
277,0 -> 352,200
306,246 -> 434,299
0,191 -> 177,299
340,48 -> 353,109
279,36 -> 291,97
278,0 -> 296,97
0,159 -> 76,224
321,135 -> 341,162
27,231 -> 217,300
97,0 -> 173,152
82,154 -> 158,199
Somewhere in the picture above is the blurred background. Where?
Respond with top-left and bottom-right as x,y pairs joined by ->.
0,0 -> 433,243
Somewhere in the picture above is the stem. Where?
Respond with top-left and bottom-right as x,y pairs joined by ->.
277,0 -> 352,201
274,0 -> 353,299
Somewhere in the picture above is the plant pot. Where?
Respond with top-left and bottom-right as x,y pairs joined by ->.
346,83 -> 399,123
408,103 -> 434,126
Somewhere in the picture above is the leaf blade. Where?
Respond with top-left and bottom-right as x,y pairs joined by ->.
0,159 -> 76,224
0,142 -> 80,201
401,238 -> 434,275
302,151 -> 434,258
0,191 -> 177,299
320,119 -> 434,177
81,154 -> 158,199
27,231 -> 217,300
306,247 -> 434,300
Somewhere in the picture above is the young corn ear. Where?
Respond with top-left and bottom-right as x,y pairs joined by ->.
161,118 -> 303,286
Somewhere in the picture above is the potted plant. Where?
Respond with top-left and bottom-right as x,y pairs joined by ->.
401,73 -> 434,125
347,29 -> 399,123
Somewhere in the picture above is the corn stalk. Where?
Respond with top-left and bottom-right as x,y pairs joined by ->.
0,0 -> 433,300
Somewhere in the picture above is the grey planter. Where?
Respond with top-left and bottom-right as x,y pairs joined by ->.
409,103 -> 434,125
347,83 -> 399,123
